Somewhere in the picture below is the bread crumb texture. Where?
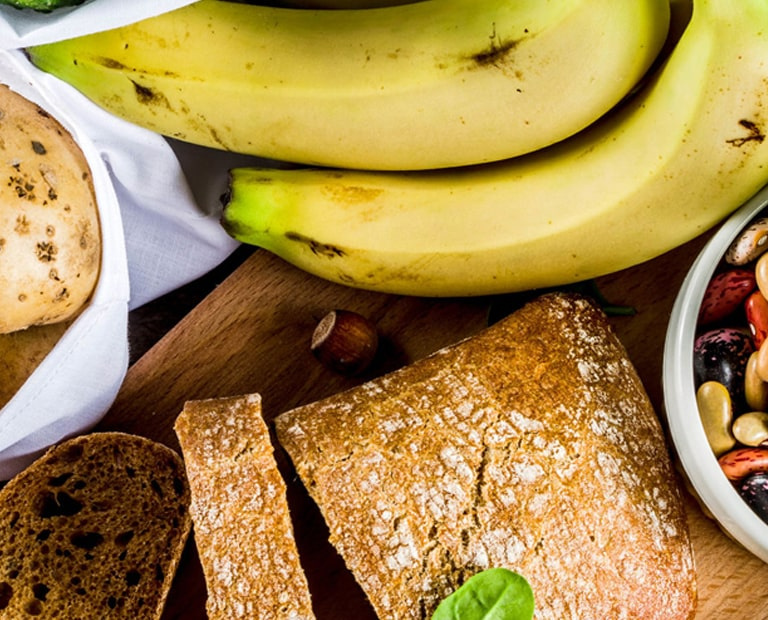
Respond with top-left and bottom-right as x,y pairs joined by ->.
275,292 -> 697,620
0,432 -> 191,619
175,393 -> 316,620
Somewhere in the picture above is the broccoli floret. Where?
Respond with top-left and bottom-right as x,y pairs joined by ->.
0,0 -> 85,12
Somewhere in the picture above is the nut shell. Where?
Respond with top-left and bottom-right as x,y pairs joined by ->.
311,309 -> 378,375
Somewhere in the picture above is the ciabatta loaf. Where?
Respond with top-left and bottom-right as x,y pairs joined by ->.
174,393 -> 316,620
0,432 -> 191,619
275,292 -> 697,619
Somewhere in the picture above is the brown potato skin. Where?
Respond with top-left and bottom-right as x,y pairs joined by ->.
0,84 -> 101,335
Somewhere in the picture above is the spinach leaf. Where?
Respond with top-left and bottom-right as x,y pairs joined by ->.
431,568 -> 534,620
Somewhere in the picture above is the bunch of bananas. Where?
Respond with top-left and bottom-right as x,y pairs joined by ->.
27,0 -> 768,296
28,0 -> 669,170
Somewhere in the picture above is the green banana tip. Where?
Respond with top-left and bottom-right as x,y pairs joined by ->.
218,177 -> 242,239
219,212 -> 254,244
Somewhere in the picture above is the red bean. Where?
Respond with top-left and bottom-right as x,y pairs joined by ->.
746,290 -> 768,348
699,268 -> 756,325
718,447 -> 768,481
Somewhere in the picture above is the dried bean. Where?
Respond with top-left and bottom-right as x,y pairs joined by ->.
726,217 -> 768,265
699,268 -> 756,325
756,252 -> 768,300
697,381 -> 737,456
738,472 -> 768,523
745,351 -> 768,411
718,447 -> 768,481
697,208 -> 768,525
756,338 -> 768,383
694,327 -> 754,404
732,411 -> 768,447
746,290 -> 768,349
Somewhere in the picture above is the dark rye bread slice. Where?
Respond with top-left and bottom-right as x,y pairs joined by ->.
174,393 -> 315,620
275,292 -> 698,620
0,432 -> 191,619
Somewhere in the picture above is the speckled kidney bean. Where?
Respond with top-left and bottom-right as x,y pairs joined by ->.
694,327 -> 754,405
699,268 -> 756,325
696,209 -> 768,525
718,447 -> 768,482
726,216 -> 768,265
738,471 -> 768,522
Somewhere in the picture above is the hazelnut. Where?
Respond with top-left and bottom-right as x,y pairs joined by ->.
311,309 -> 378,375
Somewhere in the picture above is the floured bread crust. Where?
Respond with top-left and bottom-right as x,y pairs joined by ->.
0,83 -> 100,334
275,292 -> 697,620
174,394 -> 316,620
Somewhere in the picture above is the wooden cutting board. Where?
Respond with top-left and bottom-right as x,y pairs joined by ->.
98,235 -> 768,619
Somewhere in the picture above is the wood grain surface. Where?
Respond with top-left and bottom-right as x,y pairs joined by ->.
98,235 -> 768,619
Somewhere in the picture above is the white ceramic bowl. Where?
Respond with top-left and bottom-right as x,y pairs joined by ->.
664,183 -> 768,563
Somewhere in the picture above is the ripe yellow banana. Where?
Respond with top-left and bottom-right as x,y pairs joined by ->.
271,0 -> 423,7
27,0 -> 669,171
220,0 -> 768,298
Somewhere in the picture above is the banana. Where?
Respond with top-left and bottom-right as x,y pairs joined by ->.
27,0 -> 669,171
220,0 -> 768,298
270,0 -> 424,7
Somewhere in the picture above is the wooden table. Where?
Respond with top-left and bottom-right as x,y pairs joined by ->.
100,233 -> 768,619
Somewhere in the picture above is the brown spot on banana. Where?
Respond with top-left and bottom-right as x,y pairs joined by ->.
96,56 -> 181,79
469,22 -> 520,70
284,232 -> 346,258
130,79 -> 173,110
205,125 -> 228,150
727,119 -> 765,147
323,183 -> 384,204
97,57 -> 128,70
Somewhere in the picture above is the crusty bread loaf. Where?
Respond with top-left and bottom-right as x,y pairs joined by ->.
275,292 -> 697,619
0,431 -> 191,619
0,83 -> 101,334
174,393 -> 316,620
0,318 -> 73,408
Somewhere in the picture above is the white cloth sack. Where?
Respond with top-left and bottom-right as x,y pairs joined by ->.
0,0 -> 197,49
0,42 -> 246,479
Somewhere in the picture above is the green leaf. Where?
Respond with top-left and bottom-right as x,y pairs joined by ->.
487,278 -> 636,326
431,568 -> 535,620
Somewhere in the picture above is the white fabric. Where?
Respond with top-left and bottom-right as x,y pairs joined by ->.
0,0 -> 197,48
0,38 -> 245,478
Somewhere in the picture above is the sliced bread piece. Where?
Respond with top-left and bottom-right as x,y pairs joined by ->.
0,431 -> 191,619
174,393 -> 315,620
274,292 -> 697,620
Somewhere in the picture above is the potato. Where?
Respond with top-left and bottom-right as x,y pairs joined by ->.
0,83 -> 100,334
